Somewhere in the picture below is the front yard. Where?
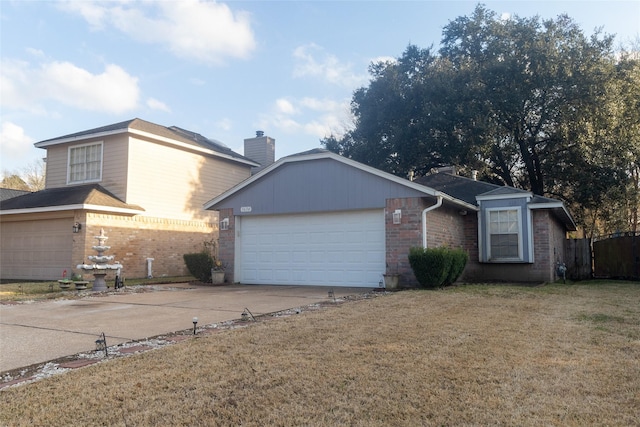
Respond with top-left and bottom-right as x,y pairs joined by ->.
1,281 -> 639,426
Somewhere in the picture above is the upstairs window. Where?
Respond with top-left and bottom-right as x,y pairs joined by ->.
68,142 -> 102,184
487,208 -> 523,261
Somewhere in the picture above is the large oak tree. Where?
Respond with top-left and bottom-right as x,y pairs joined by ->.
323,5 -> 639,235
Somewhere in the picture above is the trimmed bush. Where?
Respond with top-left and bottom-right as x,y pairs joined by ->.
409,246 -> 468,288
183,252 -> 214,282
445,248 -> 469,285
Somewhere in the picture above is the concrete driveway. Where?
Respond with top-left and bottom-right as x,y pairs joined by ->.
0,284 -> 369,373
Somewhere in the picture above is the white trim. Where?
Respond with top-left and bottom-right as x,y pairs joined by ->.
67,141 -> 103,185
527,206 -> 534,263
476,192 -> 532,201
34,129 -> 128,148
477,210 -> 484,262
528,202 -> 565,209
485,206 -> 524,262
203,151 -> 478,211
0,204 -> 144,216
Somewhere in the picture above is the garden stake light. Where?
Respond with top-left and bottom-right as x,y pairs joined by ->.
241,308 -> 256,321
192,317 -> 198,335
95,332 -> 108,357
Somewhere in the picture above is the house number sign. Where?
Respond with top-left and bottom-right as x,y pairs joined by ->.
240,206 -> 252,213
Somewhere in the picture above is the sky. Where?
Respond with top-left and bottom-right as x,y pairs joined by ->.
1,1 -> 639,175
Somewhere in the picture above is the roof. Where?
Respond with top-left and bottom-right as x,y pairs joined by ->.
0,188 -> 31,202
415,173 -> 500,206
417,172 -> 576,230
34,118 -> 258,167
0,184 -> 144,215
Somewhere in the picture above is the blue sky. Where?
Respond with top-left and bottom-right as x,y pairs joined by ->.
1,1 -> 639,175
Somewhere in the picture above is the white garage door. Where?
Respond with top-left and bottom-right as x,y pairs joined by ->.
0,218 -> 73,280
237,210 -> 385,287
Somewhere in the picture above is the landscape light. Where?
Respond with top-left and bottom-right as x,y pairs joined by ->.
192,317 -> 198,335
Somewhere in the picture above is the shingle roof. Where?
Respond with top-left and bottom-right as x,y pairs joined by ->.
0,188 -> 31,202
416,172 -> 576,230
0,184 -> 144,212
35,118 -> 256,164
415,173 -> 500,205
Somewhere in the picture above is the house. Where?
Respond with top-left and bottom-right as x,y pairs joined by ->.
0,118 -> 264,281
204,150 -> 576,287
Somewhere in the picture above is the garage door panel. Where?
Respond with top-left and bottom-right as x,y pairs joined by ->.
0,218 -> 73,280
238,210 -> 385,287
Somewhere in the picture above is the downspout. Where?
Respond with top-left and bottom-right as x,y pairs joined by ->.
422,196 -> 443,248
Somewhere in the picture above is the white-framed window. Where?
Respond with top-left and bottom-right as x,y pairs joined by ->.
487,207 -> 523,261
68,142 -> 103,184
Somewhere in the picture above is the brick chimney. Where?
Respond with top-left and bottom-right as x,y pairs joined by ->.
244,131 -> 275,174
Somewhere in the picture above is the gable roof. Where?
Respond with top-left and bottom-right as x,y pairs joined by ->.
34,118 -> 259,167
204,149 -> 478,211
0,184 -> 144,215
418,172 -> 576,230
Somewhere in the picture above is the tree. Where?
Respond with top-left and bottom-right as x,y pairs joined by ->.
323,5 -> 634,234
1,159 -> 46,191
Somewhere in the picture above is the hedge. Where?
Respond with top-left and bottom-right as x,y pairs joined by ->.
183,252 -> 214,283
408,247 -> 468,288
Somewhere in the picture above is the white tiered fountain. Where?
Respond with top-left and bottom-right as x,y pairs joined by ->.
77,228 -> 121,291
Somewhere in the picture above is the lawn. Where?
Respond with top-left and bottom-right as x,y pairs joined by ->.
1,282 -> 639,426
0,276 -> 194,302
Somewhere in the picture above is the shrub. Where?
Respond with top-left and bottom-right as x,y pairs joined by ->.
409,246 -> 468,288
445,248 -> 469,285
183,252 -> 213,282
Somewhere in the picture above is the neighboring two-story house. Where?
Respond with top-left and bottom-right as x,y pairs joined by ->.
0,118 -> 267,281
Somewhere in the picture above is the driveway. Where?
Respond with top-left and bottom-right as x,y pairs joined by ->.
0,284 -> 369,373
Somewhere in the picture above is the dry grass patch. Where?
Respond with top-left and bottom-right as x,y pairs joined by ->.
1,282 -> 639,426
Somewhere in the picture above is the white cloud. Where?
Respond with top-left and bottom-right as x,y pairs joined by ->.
0,122 -> 35,164
275,98 -> 297,115
258,97 -> 352,139
0,59 -> 140,114
146,98 -> 171,112
59,0 -> 256,66
501,12 -> 512,21
292,43 -> 367,88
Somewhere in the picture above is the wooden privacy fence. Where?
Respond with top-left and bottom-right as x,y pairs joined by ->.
565,238 -> 592,280
593,233 -> 640,280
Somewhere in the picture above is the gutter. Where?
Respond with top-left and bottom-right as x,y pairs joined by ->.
422,195 -> 443,248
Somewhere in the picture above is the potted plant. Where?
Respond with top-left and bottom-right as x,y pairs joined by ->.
58,270 -> 72,290
211,259 -> 225,284
71,272 -> 89,290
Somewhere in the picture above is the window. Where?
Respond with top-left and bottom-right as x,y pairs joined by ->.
68,142 -> 102,184
487,208 -> 522,260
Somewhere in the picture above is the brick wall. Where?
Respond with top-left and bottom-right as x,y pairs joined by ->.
75,213 -> 216,280
385,197 -> 467,287
218,208 -> 235,283
463,210 -> 565,283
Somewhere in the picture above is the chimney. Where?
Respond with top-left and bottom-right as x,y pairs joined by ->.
471,170 -> 478,181
244,131 -> 275,174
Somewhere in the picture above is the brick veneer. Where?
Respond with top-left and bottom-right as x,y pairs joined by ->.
218,208 -> 235,283
73,212 -> 216,279
462,210 -> 565,283
385,197 -> 467,287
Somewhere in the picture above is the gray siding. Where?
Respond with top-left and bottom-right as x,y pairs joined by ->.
214,158 -> 428,215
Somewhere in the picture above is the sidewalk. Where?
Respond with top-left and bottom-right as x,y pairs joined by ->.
0,284 -> 368,373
